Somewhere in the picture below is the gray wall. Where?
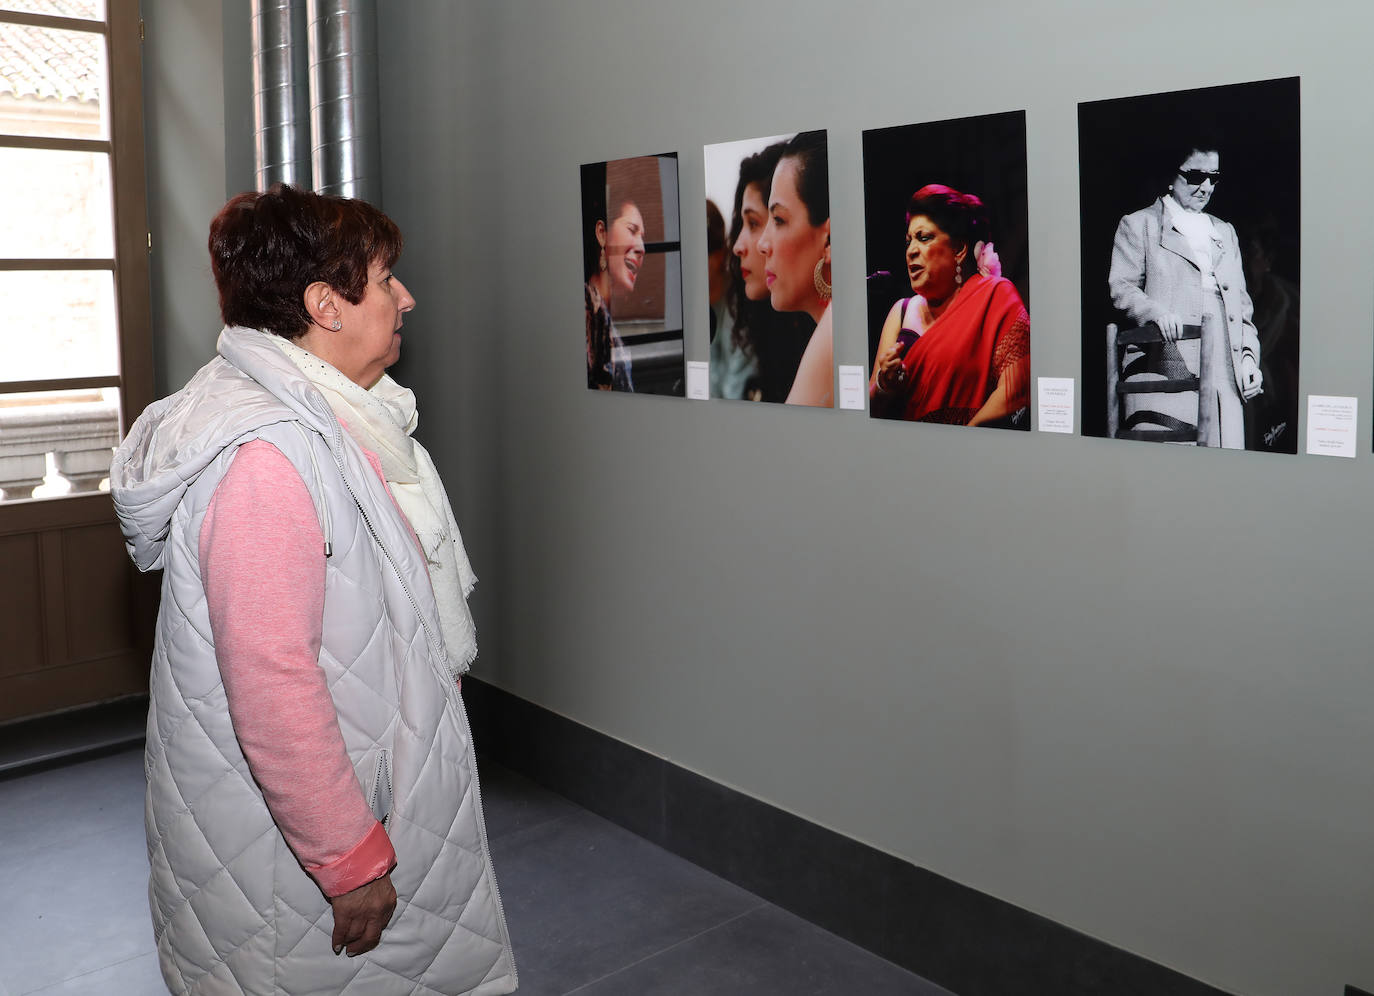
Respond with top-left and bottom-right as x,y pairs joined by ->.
143,3 -> 1374,994
142,0 -> 225,395
142,0 -> 256,395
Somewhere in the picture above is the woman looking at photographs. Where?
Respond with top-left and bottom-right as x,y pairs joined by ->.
757,130 -> 834,407
110,186 -> 515,992
725,141 -> 813,402
584,167 -> 645,391
1107,144 -> 1261,447
869,185 -> 1029,426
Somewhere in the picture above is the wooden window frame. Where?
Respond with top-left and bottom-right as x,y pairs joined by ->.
0,3 -> 156,722
0,1 -> 153,499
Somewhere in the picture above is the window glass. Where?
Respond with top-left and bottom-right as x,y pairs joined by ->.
0,2 -> 149,511
0,148 -> 112,257
0,2 -> 103,22
0,386 -> 119,503
0,21 -> 107,140
1,270 -> 118,381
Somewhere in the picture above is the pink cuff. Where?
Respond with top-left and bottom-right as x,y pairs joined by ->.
307,820 -> 397,897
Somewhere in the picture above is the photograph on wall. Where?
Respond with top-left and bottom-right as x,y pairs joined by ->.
581,152 -> 685,396
1079,77 -> 1300,453
861,111 -> 1030,429
702,131 -> 833,407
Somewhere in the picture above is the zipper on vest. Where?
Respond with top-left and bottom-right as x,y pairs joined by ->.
454,695 -> 517,984
291,421 -> 334,558
368,749 -> 393,827
320,419 -> 446,665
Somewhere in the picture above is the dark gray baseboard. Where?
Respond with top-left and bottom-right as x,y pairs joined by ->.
0,695 -> 147,780
464,676 -> 1231,996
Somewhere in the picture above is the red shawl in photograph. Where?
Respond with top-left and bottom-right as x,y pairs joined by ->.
899,273 -> 1029,424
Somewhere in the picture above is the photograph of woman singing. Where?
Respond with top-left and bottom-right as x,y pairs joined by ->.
1079,77 -> 1300,452
702,131 -> 834,406
581,153 -> 685,396
862,111 -> 1031,429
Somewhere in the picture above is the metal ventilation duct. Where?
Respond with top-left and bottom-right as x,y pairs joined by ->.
251,0 -> 311,190
306,0 -> 382,202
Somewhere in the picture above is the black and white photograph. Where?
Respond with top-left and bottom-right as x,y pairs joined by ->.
581,153 -> 685,396
862,111 -> 1031,429
1079,77 -> 1300,452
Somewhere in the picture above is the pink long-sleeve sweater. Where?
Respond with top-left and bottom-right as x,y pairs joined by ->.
198,439 -> 396,898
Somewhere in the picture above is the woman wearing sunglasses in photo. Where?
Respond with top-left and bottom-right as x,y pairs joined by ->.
1108,143 -> 1262,447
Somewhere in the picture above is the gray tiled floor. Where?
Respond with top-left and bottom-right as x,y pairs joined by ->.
0,748 -> 949,995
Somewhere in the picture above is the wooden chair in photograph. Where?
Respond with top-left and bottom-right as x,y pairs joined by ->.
1106,319 -> 1205,443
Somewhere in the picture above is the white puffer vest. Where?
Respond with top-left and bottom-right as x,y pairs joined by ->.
111,327 -> 516,996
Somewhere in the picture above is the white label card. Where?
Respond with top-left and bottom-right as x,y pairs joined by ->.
1305,395 -> 1357,458
1037,377 -> 1074,434
686,361 -> 709,401
838,365 -> 866,410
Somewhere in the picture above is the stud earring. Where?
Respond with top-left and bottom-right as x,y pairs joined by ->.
813,258 -> 832,300
331,319 -> 342,331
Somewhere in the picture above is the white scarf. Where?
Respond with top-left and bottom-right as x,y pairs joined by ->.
268,334 -> 478,678
1163,196 -> 1219,290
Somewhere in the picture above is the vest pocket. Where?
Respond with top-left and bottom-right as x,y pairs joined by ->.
366,748 -> 393,827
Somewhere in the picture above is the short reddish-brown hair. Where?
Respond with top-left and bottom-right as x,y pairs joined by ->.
208,184 -> 404,338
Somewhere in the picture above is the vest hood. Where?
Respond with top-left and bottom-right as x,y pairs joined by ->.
111,326 -> 341,571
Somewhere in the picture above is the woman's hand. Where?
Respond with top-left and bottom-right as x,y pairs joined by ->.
874,344 -> 908,394
1240,354 -> 1263,400
1154,312 -> 1184,342
330,873 -> 397,957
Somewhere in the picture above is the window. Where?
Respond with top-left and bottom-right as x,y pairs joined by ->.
0,0 -> 151,503
0,0 -> 154,722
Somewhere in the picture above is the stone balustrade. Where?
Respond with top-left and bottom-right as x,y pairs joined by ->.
0,398 -> 120,501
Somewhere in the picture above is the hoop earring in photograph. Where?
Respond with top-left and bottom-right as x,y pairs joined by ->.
813,258 -> 832,300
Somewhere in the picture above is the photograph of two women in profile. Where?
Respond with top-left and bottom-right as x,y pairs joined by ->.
703,131 -> 834,407
1080,76 -> 1301,453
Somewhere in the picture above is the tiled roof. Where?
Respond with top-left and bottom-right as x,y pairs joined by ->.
2,0 -> 101,20
0,3 -> 103,104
